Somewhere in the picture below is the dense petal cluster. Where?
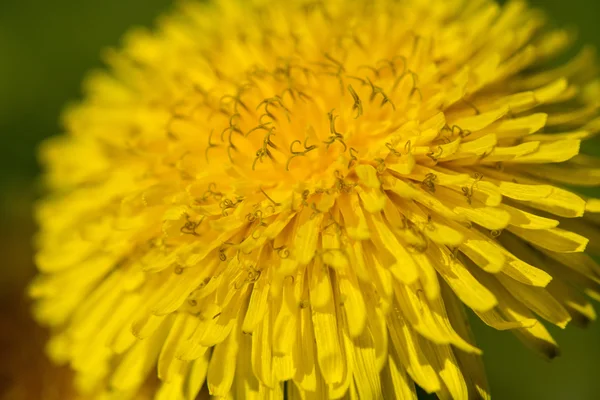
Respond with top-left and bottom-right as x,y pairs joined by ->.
32,0 -> 600,398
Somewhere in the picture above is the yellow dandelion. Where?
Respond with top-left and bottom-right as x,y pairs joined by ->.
31,0 -> 600,398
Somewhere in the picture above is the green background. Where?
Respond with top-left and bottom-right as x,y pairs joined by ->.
0,0 -> 599,399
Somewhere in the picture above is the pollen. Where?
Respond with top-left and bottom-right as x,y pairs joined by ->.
31,0 -> 600,399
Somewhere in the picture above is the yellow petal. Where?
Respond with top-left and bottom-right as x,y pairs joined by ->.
447,134 -> 497,160
338,271 -> 367,337
384,177 -> 465,222
451,106 -> 509,132
365,304 -> 389,372
475,309 -> 537,330
158,313 -> 196,382
273,276 -> 299,356
273,353 -> 296,383
523,187 -> 586,218
472,141 -> 539,163
111,322 -> 169,391
314,192 -> 336,214
131,312 -> 167,340
418,338 -> 468,400
500,203 -> 559,229
321,225 -> 349,270
356,186 -> 387,213
310,295 -> 344,384
533,78 -> 569,104
503,259 -> 553,288
351,323 -> 384,399
524,130 -> 591,142
547,278 -> 597,328
186,353 -> 211,400
498,275 -> 571,328
293,290 -> 318,392
393,284 -> 450,346
386,306 -> 441,393
453,205 -> 511,231
460,239 -> 506,273
395,282 -> 481,354
497,233 -> 553,287
242,276 -> 270,334
32,253 -> 113,292
156,374 -> 185,400
345,239 -> 372,283
496,181 -> 553,201
381,353 -> 417,400
508,139 -> 580,163
366,213 -> 419,284
34,238 -> 96,273
492,91 -> 537,114
308,259 -> 333,310
337,193 -> 370,240
396,199 -> 464,246
207,328 -> 239,396
356,164 -> 381,189
489,113 -> 547,137
328,282 -> 354,399
293,208 -> 323,265
194,290 -> 243,347
411,252 -> 441,301
151,263 -> 217,316
441,283 -> 491,400
557,218 -> 600,255
509,226 -> 588,253
387,153 -> 416,175
66,270 -> 124,338
473,270 -> 560,359
430,246 -> 497,312
251,309 -> 274,387
587,198 -> 600,213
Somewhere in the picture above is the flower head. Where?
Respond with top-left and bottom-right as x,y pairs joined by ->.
32,0 -> 600,398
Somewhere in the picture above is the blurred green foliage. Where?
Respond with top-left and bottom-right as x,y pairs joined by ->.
0,0 -> 172,187
0,0 -> 599,399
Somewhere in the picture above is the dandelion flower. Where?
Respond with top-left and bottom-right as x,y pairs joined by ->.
32,0 -> 600,398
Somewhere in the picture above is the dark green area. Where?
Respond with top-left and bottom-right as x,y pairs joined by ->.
0,0 -> 599,399
0,0 -> 173,188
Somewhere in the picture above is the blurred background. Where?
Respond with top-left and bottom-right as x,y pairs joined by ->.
0,0 -> 599,399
